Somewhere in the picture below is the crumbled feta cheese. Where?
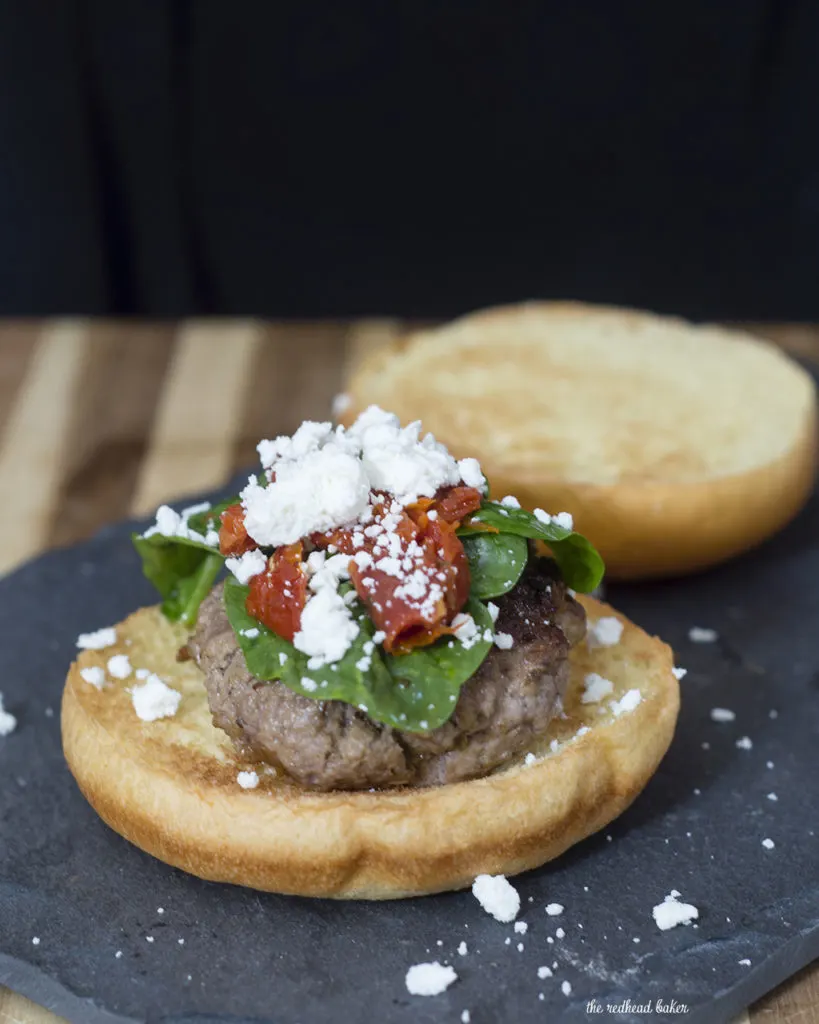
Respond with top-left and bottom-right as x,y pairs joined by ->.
237,770 -> 259,789
517,942 -> 524,952
278,652 -> 288,666
452,612 -> 480,649
561,981 -> 572,996
472,874 -> 520,922
537,966 -> 552,979
581,672 -> 614,704
226,548 -> 268,584
493,632 -> 514,650
487,601 -> 500,623
500,495 -> 520,508
135,668 -> 150,679
80,666 -> 106,689
131,675 -> 182,722
0,693 -> 16,737
461,1011 -> 470,1024
458,457 -> 485,490
299,677 -> 319,692
652,891 -> 699,931
533,508 -> 551,525
331,392 -> 352,418
76,626 -> 117,650
689,626 -> 718,643
735,736 -> 753,750
762,838 -> 775,850
587,617 -> 623,648
293,584 -> 360,668
524,752 -> 537,766
610,689 -> 642,716
405,962 -> 458,996
31,936 -> 40,945
107,654 -> 132,679
555,926 -> 565,938
514,921 -> 528,934
767,792 -> 778,802
710,707 -> 736,722
739,959 -> 751,966
240,627 -> 260,639
457,941 -> 467,955
142,502 -> 219,548
672,667 -> 687,680
545,903 -> 564,916
553,511 -> 573,530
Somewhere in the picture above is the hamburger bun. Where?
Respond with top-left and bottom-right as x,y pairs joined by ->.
62,595 -> 679,899
341,303 -> 818,579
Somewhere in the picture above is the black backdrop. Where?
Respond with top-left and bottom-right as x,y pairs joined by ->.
2,1 -> 818,319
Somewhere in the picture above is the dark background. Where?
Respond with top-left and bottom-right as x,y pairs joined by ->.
2,1 -> 818,319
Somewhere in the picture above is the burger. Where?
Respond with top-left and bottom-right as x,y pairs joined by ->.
62,407 -> 679,898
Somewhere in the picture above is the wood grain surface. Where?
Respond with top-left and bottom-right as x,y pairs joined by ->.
0,318 -> 816,1024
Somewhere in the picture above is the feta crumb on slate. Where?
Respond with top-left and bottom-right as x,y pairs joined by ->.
689,626 -> 718,643
587,617 -> 623,648
517,942 -> 524,952
739,959 -> 751,966
652,891 -> 699,931
524,752 -> 537,766
710,707 -> 736,722
537,966 -> 552,979
610,689 -> 642,717
131,675 -> 182,722
405,962 -> 458,996
80,666 -> 106,689
0,693 -> 17,737
762,838 -> 775,850
769,709 -> 778,719
735,736 -> 753,750
514,921 -> 528,935
767,793 -> 778,802
581,672 -> 614,704
237,770 -> 260,789
555,927 -> 565,939
766,761 -> 774,769
76,626 -> 117,650
461,1012 -> 471,1024
561,981 -> 572,996
115,950 -> 122,959
545,903 -> 564,916
472,874 -> 520,922
487,601 -> 500,623
493,631 -> 514,650
457,941 -> 467,956
32,936 -> 40,945
672,667 -> 688,680
107,654 -> 132,679
226,548 -> 268,584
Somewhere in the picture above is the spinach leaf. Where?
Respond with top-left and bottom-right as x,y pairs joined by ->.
132,534 -> 224,626
459,502 -> 605,592
186,497 -> 238,537
462,532 -> 528,599
223,578 -> 493,733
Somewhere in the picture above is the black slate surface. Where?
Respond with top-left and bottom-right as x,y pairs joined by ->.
1,473 -> 818,1024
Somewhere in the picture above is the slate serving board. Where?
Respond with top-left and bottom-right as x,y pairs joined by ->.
1,472 -> 817,1024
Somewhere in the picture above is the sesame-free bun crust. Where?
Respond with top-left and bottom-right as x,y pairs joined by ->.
342,303 -> 818,579
62,598 -> 679,899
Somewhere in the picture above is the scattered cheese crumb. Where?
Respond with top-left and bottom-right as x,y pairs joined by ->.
76,626 -> 117,650
554,511 -> 573,530
226,548 -> 268,584
587,617 -> 623,648
533,508 -> 551,525
537,966 -> 552,979
458,457 -> 485,490
405,962 -> 458,997
545,903 -> 564,916
555,927 -> 565,939
31,936 -> 40,946
131,675 -> 182,722
331,392 -> 352,417
146,936 -> 154,943
461,1012 -> 471,1024
672,667 -> 687,680
689,626 -> 718,643
710,707 -> 736,722
517,942 -> 524,952
0,693 -> 17,737
115,950 -> 122,958
514,921 -> 528,935
735,736 -> 753,750
240,627 -> 260,639
581,672 -> 614,704
487,601 -> 500,623
769,709 -> 778,720
739,959 -> 751,966
561,981 -> 572,996
80,666 -> 106,689
457,941 -> 467,956
472,874 -> 520,922
500,495 -> 520,508
107,654 -> 132,679
524,752 -> 537,766
493,632 -> 514,650
652,891 -> 699,931
237,770 -> 259,789
135,668 -> 150,679
767,793 -> 778,802
610,689 -> 642,716
762,838 -> 775,850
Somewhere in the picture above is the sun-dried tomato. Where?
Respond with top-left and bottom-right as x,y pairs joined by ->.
219,503 -> 254,556
246,543 -> 307,642
434,485 -> 483,523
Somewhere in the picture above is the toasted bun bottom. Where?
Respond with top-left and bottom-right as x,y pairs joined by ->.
342,302 -> 818,579
62,597 -> 679,899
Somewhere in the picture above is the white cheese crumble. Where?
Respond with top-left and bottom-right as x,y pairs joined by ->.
331,392 -> 352,417
500,495 -> 520,508
533,508 -> 551,525
451,612 -> 480,649
80,666 -> 106,689
405,962 -> 458,997
710,707 -> 736,722
689,626 -> 718,643
767,793 -> 778,801
458,457 -> 486,490
487,601 -> 500,623
135,668 -> 150,679
299,677 -> 319,692
652,891 -> 699,931
735,736 -> 753,750
581,672 -> 614,704
762,838 -> 775,850
587,617 -> 623,648
0,693 -> 16,737
493,632 -> 514,650
472,874 -> 520,922
562,981 -> 572,996
107,654 -> 132,680
457,941 -> 468,955
293,586 -> 359,668
131,675 -> 182,722
739,958 -> 751,966
237,770 -> 259,789
240,627 -> 260,639
76,626 -> 117,650
554,512 -> 573,530
672,667 -> 687,680
537,966 -> 553,979
524,752 -> 537,766
461,1011 -> 470,1024
514,921 -> 528,934
226,548 -> 268,584
610,689 -> 642,717
142,502 -> 219,548
545,903 -> 564,916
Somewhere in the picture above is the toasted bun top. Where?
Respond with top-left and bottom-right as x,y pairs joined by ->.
343,303 -> 817,577
62,595 -> 679,899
